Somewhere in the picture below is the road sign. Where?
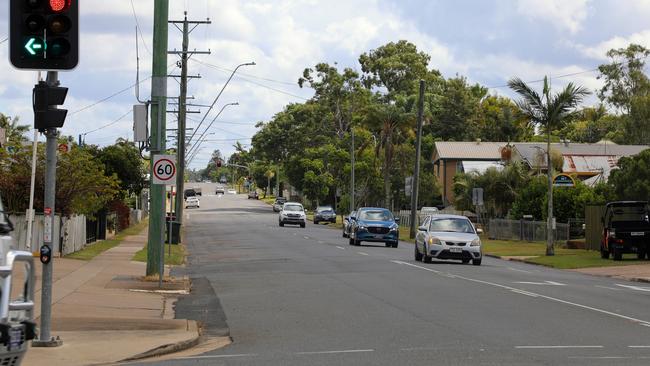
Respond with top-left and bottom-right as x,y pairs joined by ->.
152,155 -> 177,185
57,142 -> 69,153
405,176 -> 413,196
472,188 -> 484,206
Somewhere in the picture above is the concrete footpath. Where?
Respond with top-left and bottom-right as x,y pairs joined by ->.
23,230 -> 200,366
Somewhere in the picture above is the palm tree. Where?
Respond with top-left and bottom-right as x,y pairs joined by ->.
0,114 -> 29,143
508,77 -> 590,256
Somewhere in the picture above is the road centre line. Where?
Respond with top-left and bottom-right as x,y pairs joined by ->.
336,246 -> 345,250
507,267 -> 532,273
304,236 -> 310,239
629,345 -> 650,348
178,353 -> 258,360
391,260 -> 650,327
295,349 -> 374,355
616,284 -> 650,292
516,345 -> 603,349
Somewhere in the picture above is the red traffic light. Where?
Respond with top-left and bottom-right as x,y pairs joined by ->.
49,0 -> 71,12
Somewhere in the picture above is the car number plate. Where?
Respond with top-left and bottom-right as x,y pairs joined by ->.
374,234 -> 383,239
631,232 -> 645,236
8,328 -> 22,351
449,247 -> 462,253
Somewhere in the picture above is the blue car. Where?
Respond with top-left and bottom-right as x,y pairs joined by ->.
349,207 -> 400,248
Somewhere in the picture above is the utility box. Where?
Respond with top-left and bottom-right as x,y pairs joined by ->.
133,104 -> 148,142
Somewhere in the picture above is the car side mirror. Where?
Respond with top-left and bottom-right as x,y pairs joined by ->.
476,228 -> 483,234
418,225 -> 427,231
394,217 -> 400,223
350,216 -> 356,220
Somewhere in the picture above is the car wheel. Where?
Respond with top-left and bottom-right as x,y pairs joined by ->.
314,220 -> 319,225
422,253 -> 432,263
472,259 -> 482,266
414,245 -> 423,261
600,244 -> 610,259
279,222 -> 284,227
354,237 -> 361,246
342,230 -> 347,238
613,247 -> 623,261
385,242 -> 391,248
392,241 -> 398,248
462,259 -> 470,264
301,223 -> 306,228
349,237 -> 354,245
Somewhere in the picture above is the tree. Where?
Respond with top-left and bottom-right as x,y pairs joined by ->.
430,76 -> 487,141
0,114 -> 29,143
476,95 -> 532,142
609,149 -> 650,201
508,76 -> 590,256
597,44 -> 650,114
93,141 -> 146,197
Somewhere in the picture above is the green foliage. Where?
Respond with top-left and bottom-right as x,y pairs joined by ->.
91,140 -> 146,196
609,149 -> 650,200
510,175 -> 548,220
0,114 -> 29,143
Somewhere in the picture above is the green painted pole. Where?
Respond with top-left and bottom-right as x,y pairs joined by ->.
146,0 -> 169,276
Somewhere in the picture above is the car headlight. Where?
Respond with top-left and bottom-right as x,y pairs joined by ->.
358,225 -> 367,231
427,237 -> 441,245
390,225 -> 398,231
608,228 -> 616,238
470,238 -> 481,247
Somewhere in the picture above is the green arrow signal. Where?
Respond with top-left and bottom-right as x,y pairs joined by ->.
24,38 -> 44,56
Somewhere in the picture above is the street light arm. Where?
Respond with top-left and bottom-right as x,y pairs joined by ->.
187,61 -> 255,145
186,102 -> 238,158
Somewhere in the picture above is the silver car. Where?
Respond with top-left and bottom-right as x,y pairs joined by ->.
414,214 -> 483,265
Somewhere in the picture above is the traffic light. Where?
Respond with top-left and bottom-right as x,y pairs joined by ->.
33,81 -> 68,131
9,0 -> 79,70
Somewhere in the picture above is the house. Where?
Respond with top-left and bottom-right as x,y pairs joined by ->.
510,141 -> 649,185
432,141 -> 507,205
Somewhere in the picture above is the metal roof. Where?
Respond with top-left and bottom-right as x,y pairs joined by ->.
512,142 -> 648,168
434,141 -> 507,160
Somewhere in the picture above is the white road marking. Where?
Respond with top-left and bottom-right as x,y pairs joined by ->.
616,284 -> 650,292
336,246 -> 345,250
358,252 -> 369,256
516,345 -> 603,349
629,345 -> 650,348
318,241 -> 324,244
510,289 -> 539,298
295,349 -> 374,355
568,356 -> 629,359
514,281 -> 566,286
304,236 -> 310,239
179,353 -> 257,360
391,260 -> 650,327
508,267 -> 532,273
595,285 -> 622,291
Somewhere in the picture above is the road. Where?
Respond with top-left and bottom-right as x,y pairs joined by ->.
157,187 -> 650,365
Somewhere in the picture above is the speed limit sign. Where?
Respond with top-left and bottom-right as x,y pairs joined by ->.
152,155 -> 177,185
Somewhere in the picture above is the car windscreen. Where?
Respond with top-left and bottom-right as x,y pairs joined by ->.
283,204 -> 303,212
317,207 -> 333,213
429,218 -> 475,233
358,210 -> 393,221
610,205 -> 649,222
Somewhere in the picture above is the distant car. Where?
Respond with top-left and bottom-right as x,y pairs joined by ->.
183,188 -> 196,200
273,197 -> 287,212
279,202 -> 306,228
228,189 -> 237,194
414,214 -> 482,265
342,210 -> 356,238
216,187 -> 225,195
248,190 -> 259,199
314,206 -> 336,224
185,196 -> 200,209
600,201 -> 650,261
205,180 -> 212,183
194,187 -> 202,196
349,207 -> 399,248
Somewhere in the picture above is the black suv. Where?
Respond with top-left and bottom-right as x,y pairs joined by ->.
601,201 -> 650,261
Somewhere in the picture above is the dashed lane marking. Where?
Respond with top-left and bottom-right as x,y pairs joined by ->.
178,354 -> 257,360
357,252 -> 369,256
516,345 -> 603,349
295,349 -> 374,355
336,246 -> 345,250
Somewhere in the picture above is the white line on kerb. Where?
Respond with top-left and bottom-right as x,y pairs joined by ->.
358,252 -> 369,256
516,345 -> 603,349
295,349 -> 374,355
391,260 -> 650,327
179,353 -> 257,360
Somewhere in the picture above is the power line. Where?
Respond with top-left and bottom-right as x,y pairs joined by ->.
80,110 -> 131,135
0,37 -> 7,44
194,58 -> 301,87
130,0 -> 152,55
186,115 -> 257,126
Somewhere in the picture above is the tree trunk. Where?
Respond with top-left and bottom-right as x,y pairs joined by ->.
383,133 -> 392,208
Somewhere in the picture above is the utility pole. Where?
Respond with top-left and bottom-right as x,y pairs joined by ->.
546,119 -> 554,256
169,12 -> 210,227
350,127 -> 355,213
33,71 -> 63,347
409,80 -> 425,239
146,0 -> 169,276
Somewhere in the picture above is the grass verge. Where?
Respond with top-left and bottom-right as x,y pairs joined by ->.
483,239 -> 648,269
66,219 -> 149,261
132,244 -> 185,266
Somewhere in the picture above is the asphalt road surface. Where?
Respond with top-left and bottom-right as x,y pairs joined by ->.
156,187 -> 650,365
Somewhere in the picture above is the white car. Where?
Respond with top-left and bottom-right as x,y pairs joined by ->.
414,214 -> 482,265
279,202 -> 307,228
185,196 -> 200,209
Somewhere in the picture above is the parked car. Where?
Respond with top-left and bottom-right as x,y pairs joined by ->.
273,197 -> 287,212
279,202 -> 306,228
248,190 -> 259,199
185,196 -> 200,209
600,201 -> 650,261
194,187 -> 202,196
314,206 -> 336,224
349,207 -> 399,247
414,214 -> 482,265
183,188 -> 196,200
342,210 -> 356,238
216,186 -> 225,195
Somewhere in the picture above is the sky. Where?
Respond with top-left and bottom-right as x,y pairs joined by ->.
2,0 -> 650,169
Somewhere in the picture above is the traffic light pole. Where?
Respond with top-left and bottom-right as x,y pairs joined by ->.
32,71 -> 62,348
146,0 -> 169,277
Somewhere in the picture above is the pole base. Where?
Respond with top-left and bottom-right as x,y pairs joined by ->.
32,336 -> 63,347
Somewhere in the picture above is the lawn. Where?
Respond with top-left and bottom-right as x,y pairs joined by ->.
132,243 -> 185,266
482,239 -> 648,269
66,219 -> 149,261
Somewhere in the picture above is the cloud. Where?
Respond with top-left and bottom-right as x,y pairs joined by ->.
576,29 -> 650,60
516,0 -> 590,34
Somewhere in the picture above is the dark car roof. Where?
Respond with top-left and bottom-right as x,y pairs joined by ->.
606,201 -> 648,207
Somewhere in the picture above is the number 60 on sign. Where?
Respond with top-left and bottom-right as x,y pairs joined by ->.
152,155 -> 177,185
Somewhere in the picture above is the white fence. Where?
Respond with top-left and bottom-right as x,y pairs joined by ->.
394,208 -> 476,227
